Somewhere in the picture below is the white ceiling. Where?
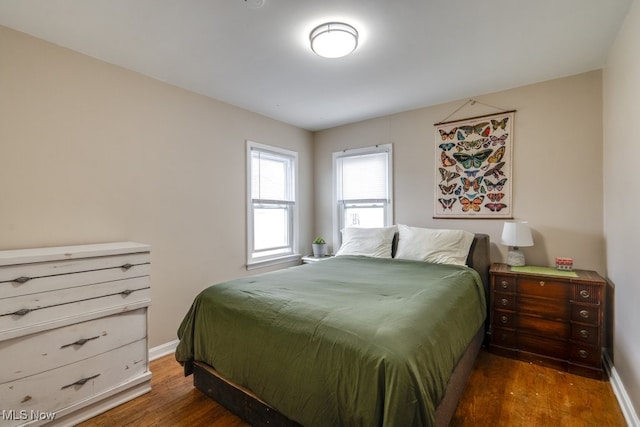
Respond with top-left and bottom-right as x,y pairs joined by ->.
0,0 -> 633,131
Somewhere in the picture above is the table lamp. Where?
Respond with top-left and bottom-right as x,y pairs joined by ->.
501,221 -> 534,266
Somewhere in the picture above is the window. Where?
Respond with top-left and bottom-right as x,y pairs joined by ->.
247,141 -> 298,268
333,144 -> 393,245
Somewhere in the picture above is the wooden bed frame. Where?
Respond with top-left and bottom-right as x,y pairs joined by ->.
190,233 -> 491,427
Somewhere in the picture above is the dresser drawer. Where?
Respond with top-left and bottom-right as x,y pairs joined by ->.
571,284 -> 602,305
0,339 -> 148,416
0,254 -> 150,300
570,305 -> 599,325
491,327 -> 516,348
1,276 -> 150,316
0,284 -> 151,341
517,315 -> 570,340
493,275 -> 516,293
492,310 -> 516,328
493,293 -> 516,310
518,295 -> 570,320
518,278 -> 569,299
518,333 -> 568,360
569,344 -> 601,366
0,309 -> 147,384
570,324 -> 599,346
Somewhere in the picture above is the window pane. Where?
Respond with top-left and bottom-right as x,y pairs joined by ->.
333,144 -> 393,247
338,152 -> 388,200
252,151 -> 291,201
247,141 -> 298,265
253,206 -> 289,251
343,205 -> 385,228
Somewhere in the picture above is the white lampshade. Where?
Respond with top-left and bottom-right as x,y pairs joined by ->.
501,221 -> 534,266
310,22 -> 358,58
501,221 -> 534,247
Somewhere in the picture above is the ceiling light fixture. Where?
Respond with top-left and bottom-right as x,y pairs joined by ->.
310,22 -> 358,59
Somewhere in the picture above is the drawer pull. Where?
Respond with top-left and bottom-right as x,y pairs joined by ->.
539,281 -> 545,286
500,281 -> 509,289
579,310 -> 590,319
579,329 -> 590,339
580,289 -> 590,299
500,315 -> 509,324
61,335 -> 100,349
61,373 -> 101,390
500,298 -> 509,306
13,276 -> 31,284
578,350 -> 589,359
121,263 -> 134,271
120,289 -> 134,296
11,308 -> 31,316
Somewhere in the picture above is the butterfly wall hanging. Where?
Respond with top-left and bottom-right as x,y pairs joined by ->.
433,111 -> 514,218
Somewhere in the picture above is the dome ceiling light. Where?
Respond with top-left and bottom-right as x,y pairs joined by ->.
309,22 -> 359,59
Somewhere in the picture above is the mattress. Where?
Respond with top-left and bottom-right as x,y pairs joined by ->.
176,255 -> 486,426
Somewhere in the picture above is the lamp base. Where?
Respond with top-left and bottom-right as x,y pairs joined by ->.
506,247 -> 526,266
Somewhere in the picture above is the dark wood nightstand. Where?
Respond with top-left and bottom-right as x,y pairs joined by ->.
489,263 -> 607,379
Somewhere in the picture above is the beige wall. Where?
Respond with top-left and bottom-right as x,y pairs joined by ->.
314,71 -> 605,274
604,0 -> 640,417
0,26 -> 314,347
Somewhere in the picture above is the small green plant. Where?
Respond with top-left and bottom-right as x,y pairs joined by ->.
313,237 -> 326,244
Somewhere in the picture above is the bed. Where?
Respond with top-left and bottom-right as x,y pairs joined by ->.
176,229 -> 490,427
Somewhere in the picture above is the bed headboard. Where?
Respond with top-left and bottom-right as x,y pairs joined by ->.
466,233 -> 490,290
466,233 -> 491,333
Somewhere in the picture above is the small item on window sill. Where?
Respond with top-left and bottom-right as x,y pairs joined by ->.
556,257 -> 573,271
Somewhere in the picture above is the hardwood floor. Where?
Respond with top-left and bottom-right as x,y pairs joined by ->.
80,349 -> 626,426
449,350 -> 626,426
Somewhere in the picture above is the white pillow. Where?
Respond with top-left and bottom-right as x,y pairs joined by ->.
335,226 -> 397,258
394,224 -> 474,265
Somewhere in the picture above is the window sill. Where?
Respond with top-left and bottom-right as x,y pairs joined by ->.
246,253 -> 301,271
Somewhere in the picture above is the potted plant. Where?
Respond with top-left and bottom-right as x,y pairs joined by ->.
312,237 -> 327,257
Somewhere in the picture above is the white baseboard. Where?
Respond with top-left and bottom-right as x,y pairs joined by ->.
604,351 -> 640,427
149,339 -> 179,361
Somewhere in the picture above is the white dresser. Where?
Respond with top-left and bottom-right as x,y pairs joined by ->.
0,242 -> 152,426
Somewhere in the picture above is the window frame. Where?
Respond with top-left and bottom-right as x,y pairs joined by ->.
332,144 -> 394,246
246,141 -> 299,269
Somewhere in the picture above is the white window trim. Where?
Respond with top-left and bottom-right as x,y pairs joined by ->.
332,144 -> 394,247
246,141 -> 300,269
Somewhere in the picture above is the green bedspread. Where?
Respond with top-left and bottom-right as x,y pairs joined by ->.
176,256 -> 486,427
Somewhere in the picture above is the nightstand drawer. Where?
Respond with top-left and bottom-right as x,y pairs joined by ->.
518,278 -> 569,299
571,305 -> 599,325
493,275 -> 516,292
570,324 -> 599,346
569,344 -> 600,366
493,310 -> 516,328
518,295 -> 570,320
493,293 -> 515,310
572,285 -> 601,305
492,327 -> 516,348
518,315 -> 570,340
518,333 -> 568,359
